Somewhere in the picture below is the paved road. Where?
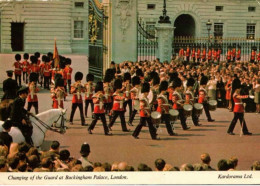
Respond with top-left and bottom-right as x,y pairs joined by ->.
1,54 -> 259,170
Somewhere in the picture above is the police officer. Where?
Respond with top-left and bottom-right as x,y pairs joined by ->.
2,70 -> 18,101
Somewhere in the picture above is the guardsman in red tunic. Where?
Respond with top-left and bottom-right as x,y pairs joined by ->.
122,72 -> 132,117
236,47 -> 241,62
35,52 -> 41,66
217,48 -> 221,63
108,79 -> 130,132
84,73 -> 95,118
27,72 -> 39,114
128,76 -> 141,126
59,62 -> 67,96
212,48 -> 217,63
227,79 -> 252,135
69,72 -> 87,126
22,53 -> 30,84
186,46 -> 190,63
132,82 -> 158,140
202,47 -> 206,62
185,77 -> 201,126
191,47 -> 196,63
51,78 -> 67,109
198,75 -> 215,122
179,47 -> 184,62
64,58 -> 73,93
13,54 -> 22,87
172,78 -> 190,130
157,81 -> 176,135
152,75 -> 160,111
226,48 -> 232,63
42,56 -> 52,90
88,82 -> 112,136
250,49 -> 256,63
103,69 -> 114,120
232,47 -> 236,62
257,50 -> 260,63
207,48 -> 212,63
29,56 -> 40,86
196,47 -> 201,63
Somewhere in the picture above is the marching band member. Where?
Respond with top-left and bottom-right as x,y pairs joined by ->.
236,46 -> 241,62
103,69 -> 114,119
226,48 -> 232,63
122,72 -> 132,117
22,53 -> 30,84
13,54 -> 22,87
151,75 -> 160,111
132,82 -> 158,140
27,72 -> 40,114
29,56 -> 40,86
172,78 -> 190,130
196,46 -> 201,64
250,48 -> 256,63
128,76 -> 141,126
108,79 -> 130,132
232,47 -> 236,62
157,81 -> 176,135
202,47 -> 206,62
217,47 -> 221,63
227,78 -> 252,135
192,47 -> 196,63
198,75 -> 215,122
88,82 -> 112,136
41,56 -> 52,90
185,77 -> 201,126
84,73 -> 95,118
51,77 -> 67,109
64,58 -> 73,93
186,46 -> 190,63
69,72 -> 87,126
207,48 -> 212,63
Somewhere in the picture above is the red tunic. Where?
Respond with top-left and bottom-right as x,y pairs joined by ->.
196,49 -> 201,59
202,49 -> 206,60
167,87 -> 174,101
84,82 -> 95,100
172,91 -> 183,109
179,49 -> 184,57
140,97 -> 150,117
186,48 -> 190,57
14,61 -> 22,75
104,83 -> 113,103
257,52 -> 260,61
233,94 -> 248,113
93,93 -> 106,114
232,49 -> 236,58
236,49 -> 241,59
227,51 -> 231,60
22,60 -> 30,72
251,51 -> 256,60
64,66 -> 72,80
157,94 -> 169,114
42,63 -> 51,77
122,82 -> 132,99
191,49 -> 195,58
27,83 -> 39,102
71,83 -> 84,103
198,88 -> 207,104
208,49 -> 212,60
30,64 -> 40,74
51,87 -> 66,109
112,92 -> 125,111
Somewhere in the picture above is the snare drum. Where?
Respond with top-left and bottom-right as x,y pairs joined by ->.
169,109 -> 179,122
183,104 -> 193,117
208,100 -> 217,111
151,111 -> 161,128
193,103 -> 203,116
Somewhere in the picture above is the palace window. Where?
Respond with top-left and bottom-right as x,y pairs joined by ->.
147,4 -> 156,10
146,22 -> 156,38
248,6 -> 256,12
247,24 -> 255,40
214,23 -> 223,38
74,21 -> 84,39
215,6 -> 223,11
75,2 -> 84,8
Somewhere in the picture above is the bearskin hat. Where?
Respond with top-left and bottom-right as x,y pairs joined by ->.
114,79 -> 122,90
104,69 -> 113,83
55,78 -> 64,88
34,52 -> 40,58
45,56 -> 50,63
200,75 -> 208,86
232,78 -> 241,91
153,75 -> 160,86
169,72 -> 179,82
65,58 -> 71,65
141,82 -> 150,93
187,77 -> 195,87
136,68 -> 143,77
42,55 -> 47,62
23,53 -> 29,60
29,72 -> 38,82
172,78 -> 182,89
75,72 -> 83,81
159,81 -> 168,92
15,54 -> 21,61
30,56 -> 37,64
95,81 -> 104,92
123,72 -> 131,82
132,76 -> 141,86
87,73 -> 94,82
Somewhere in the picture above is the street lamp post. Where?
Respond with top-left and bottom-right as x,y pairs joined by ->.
206,19 -> 212,44
158,0 -> 171,23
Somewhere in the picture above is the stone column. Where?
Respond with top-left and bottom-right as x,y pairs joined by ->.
156,23 -> 174,62
111,0 -> 137,63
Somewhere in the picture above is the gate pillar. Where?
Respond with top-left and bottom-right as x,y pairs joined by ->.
156,23 -> 175,62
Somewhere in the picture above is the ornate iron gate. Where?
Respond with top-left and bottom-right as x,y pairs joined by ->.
88,0 -> 103,81
137,20 -> 158,61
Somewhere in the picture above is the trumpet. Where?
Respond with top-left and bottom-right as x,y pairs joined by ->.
74,83 -> 84,99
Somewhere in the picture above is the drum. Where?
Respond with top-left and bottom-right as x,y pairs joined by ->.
193,103 -> 203,116
169,109 -> 179,122
147,90 -> 154,104
151,111 -> 161,128
208,100 -> 217,111
183,104 -> 193,117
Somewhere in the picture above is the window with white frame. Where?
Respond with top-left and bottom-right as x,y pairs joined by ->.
247,23 -> 255,40
74,21 -> 84,39
214,23 -> 223,38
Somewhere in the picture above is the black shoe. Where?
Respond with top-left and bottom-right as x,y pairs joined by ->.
169,132 -> 178,136
208,119 -> 215,122
105,132 -> 112,136
128,122 -> 133,126
123,129 -> 130,132
88,128 -> 92,134
152,137 -> 160,140
195,123 -> 202,126
183,127 -> 190,130
132,135 -> 139,139
227,132 -> 235,135
82,123 -> 88,126
243,132 -> 252,135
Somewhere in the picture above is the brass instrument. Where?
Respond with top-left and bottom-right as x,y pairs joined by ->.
98,93 -> 104,109
86,82 -> 92,98
56,87 -> 65,107
75,82 -> 84,100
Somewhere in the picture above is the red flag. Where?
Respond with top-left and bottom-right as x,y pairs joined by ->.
53,39 -> 60,68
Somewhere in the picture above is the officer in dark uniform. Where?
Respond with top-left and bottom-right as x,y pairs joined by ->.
0,120 -> 13,151
10,86 -> 33,145
2,70 -> 18,101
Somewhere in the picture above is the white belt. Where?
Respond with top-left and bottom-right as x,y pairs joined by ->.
114,100 -> 123,109
235,103 -> 243,105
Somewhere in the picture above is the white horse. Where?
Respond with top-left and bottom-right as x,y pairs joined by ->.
0,109 -> 67,147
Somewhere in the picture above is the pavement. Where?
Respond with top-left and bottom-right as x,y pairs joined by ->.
0,54 -> 260,170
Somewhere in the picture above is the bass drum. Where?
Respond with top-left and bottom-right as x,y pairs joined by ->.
193,103 -> 203,116
208,100 -> 217,111
169,109 -> 179,122
151,111 -> 161,128
183,104 -> 193,118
